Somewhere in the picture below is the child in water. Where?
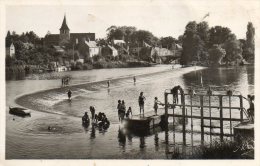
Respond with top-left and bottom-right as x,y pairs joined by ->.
126,107 -> 132,118
153,97 -> 162,115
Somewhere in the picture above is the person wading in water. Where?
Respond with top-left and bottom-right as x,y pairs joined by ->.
67,89 -> 72,100
117,100 -> 122,121
138,92 -> 146,115
90,106 -> 95,120
153,97 -> 163,115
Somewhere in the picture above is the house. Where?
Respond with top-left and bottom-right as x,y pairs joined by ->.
84,40 -> 100,58
151,47 -> 174,63
108,45 -> 118,57
52,45 -> 65,53
44,15 -> 95,47
113,40 -> 125,46
101,45 -> 118,57
6,43 -> 15,57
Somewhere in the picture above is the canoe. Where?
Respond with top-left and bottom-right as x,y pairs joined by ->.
9,106 -> 31,117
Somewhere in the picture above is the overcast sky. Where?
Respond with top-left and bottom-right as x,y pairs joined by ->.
5,0 -> 260,39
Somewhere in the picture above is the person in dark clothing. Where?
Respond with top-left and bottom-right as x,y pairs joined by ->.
61,78 -> 64,87
247,95 -> 254,123
138,92 -> 145,115
90,106 -> 95,120
126,107 -> 132,118
107,80 -> 110,88
67,89 -> 72,100
172,85 -> 180,104
94,114 -> 98,123
121,100 -> 126,121
133,76 -> 136,84
82,112 -> 90,124
117,100 -> 122,121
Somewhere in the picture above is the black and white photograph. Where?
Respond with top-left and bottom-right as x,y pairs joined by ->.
1,0 -> 259,164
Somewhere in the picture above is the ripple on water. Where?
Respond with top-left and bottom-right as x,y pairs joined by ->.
12,115 -> 84,136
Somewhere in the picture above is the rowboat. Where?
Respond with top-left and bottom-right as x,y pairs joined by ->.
9,106 -> 31,117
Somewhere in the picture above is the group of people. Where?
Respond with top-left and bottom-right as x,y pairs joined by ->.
117,100 -> 133,122
62,76 -> 70,87
82,106 -> 110,128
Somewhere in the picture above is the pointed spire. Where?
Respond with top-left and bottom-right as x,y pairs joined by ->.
60,14 -> 70,31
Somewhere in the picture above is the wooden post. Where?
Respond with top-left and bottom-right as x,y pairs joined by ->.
164,93 -> 168,125
209,95 -> 212,142
190,95 -> 194,148
181,93 -> 186,146
229,96 -> 232,135
239,95 -> 244,122
219,96 -> 224,142
200,95 -> 204,145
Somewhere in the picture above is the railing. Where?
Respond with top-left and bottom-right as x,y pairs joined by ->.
164,87 -> 249,145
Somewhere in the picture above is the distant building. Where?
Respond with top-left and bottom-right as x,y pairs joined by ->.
151,47 -> 174,63
108,45 -> 118,57
101,45 -> 118,57
84,40 -> 100,58
44,15 -> 95,47
113,40 -> 125,46
6,43 -> 15,57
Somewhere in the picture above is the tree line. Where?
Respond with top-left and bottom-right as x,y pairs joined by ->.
180,21 -> 255,65
5,21 -> 255,70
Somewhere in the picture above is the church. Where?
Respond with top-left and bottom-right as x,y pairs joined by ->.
44,15 -> 95,47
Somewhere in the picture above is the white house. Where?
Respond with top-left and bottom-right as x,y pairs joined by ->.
85,40 -> 100,58
108,45 -> 118,57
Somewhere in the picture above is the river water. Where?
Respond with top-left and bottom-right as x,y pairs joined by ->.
6,65 -> 254,159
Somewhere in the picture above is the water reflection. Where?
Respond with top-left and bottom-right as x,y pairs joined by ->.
90,125 -> 96,139
118,127 -> 126,149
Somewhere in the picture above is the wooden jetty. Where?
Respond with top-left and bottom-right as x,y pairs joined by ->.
124,109 -> 167,130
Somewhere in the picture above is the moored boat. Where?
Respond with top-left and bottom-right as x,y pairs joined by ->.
9,106 -> 31,117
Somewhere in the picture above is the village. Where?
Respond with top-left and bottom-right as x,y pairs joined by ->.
6,15 -> 182,73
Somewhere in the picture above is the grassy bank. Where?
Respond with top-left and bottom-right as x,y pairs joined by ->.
171,138 -> 254,159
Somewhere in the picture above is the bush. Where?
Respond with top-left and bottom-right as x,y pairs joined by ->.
83,63 -> 93,70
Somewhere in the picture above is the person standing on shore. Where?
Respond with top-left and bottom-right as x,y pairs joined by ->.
67,89 -> 72,100
138,92 -> 145,115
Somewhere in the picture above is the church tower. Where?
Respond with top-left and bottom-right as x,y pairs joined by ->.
59,15 -> 70,45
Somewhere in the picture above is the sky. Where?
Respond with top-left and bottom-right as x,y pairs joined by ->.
5,0 -> 260,39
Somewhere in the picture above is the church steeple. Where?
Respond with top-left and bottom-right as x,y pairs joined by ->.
60,14 -> 70,31
59,14 -> 70,45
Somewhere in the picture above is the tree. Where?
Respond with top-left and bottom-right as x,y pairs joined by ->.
159,36 -> 177,49
209,45 -> 226,65
244,22 -> 255,61
208,26 -> 232,47
181,21 -> 203,65
223,34 -> 243,64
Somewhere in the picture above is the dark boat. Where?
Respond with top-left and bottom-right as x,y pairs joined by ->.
9,107 -> 31,117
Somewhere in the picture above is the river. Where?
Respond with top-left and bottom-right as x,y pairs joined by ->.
6,65 -> 254,159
